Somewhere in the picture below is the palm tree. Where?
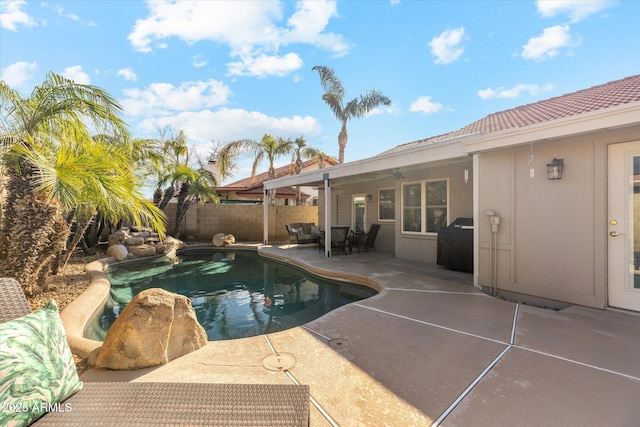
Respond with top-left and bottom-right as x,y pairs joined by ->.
147,130 -> 220,237
312,65 -> 391,164
154,128 -> 190,210
291,136 -> 322,205
81,134 -> 165,252
169,164 -> 219,238
311,150 -> 329,169
0,72 -> 166,295
217,134 -> 294,204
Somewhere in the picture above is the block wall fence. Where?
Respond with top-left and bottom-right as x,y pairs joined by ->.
163,204 -> 318,242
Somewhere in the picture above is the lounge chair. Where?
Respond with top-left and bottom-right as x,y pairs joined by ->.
352,224 -> 381,253
318,226 -> 350,255
0,277 -> 310,426
285,223 -> 319,248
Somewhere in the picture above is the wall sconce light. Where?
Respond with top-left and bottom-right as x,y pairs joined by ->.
392,168 -> 404,180
546,158 -> 564,180
366,194 -> 372,202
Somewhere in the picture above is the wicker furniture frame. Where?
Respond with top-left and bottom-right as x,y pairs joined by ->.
0,277 -> 310,426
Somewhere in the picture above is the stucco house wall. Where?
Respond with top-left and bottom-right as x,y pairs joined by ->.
394,161 -> 474,263
476,125 -> 640,307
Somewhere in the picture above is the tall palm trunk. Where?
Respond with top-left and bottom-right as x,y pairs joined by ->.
0,162 -> 69,295
338,121 -> 348,164
173,181 -> 192,238
58,212 -> 97,269
159,185 -> 175,210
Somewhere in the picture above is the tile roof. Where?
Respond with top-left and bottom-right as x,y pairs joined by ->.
217,156 -> 338,191
383,74 -> 640,154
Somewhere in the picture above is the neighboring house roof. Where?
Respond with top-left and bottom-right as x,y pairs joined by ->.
383,74 -> 640,155
217,156 -> 338,191
217,156 -> 338,198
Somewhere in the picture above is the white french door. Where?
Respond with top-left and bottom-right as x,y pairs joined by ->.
608,141 -> 640,311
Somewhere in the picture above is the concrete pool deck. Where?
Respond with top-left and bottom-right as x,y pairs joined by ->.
78,244 -> 640,426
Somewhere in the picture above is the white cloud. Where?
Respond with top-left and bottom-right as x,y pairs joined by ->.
282,0 -> 349,57
0,0 -> 37,31
53,5 -> 79,21
117,68 -> 137,81
120,79 -> 232,117
536,0 -> 613,22
227,52 -> 304,78
477,83 -> 555,100
409,96 -> 443,114
428,27 -> 465,64
127,0 -> 348,76
192,55 -> 207,68
135,108 -> 321,149
521,25 -> 577,61
0,61 -> 37,88
61,65 -> 90,84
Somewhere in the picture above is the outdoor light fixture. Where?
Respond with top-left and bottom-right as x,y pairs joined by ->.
366,194 -> 373,202
393,168 -> 404,180
546,158 -> 564,180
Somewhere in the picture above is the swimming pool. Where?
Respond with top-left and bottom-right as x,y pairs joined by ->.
85,248 -> 377,342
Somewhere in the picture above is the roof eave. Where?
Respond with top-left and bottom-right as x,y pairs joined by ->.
462,101 -> 640,153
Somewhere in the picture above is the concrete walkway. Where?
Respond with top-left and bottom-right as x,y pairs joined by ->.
81,245 -> 640,426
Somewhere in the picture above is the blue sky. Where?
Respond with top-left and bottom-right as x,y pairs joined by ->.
2,0 -> 639,184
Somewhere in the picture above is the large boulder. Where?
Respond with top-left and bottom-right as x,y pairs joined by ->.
212,233 -> 225,247
212,233 -> 235,247
95,288 -> 207,370
106,244 -> 128,261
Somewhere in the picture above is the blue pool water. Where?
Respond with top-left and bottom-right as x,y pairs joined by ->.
85,248 -> 376,341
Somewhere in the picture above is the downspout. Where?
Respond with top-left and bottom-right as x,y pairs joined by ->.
473,153 -> 480,288
487,212 -> 501,296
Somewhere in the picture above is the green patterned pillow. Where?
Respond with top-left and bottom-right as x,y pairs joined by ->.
0,300 -> 82,426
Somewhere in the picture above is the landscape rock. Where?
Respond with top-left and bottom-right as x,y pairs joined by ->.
224,234 -> 236,245
95,288 -> 207,370
107,234 -> 120,247
130,231 -> 150,239
125,236 -> 145,246
128,244 -> 157,257
106,244 -> 128,261
212,233 -> 225,247
163,236 -> 186,252
108,231 -> 127,246
153,243 -> 168,254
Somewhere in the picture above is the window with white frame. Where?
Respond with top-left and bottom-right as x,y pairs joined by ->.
378,188 -> 395,221
402,179 -> 448,234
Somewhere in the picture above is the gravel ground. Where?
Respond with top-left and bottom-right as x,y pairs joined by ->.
26,249 -> 106,375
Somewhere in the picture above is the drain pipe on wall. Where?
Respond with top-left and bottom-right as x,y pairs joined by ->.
486,211 -> 501,296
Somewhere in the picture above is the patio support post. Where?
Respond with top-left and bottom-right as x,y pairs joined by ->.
263,189 -> 269,245
324,173 -> 331,257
